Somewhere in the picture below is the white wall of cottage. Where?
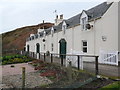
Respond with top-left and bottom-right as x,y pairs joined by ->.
26,2 -> 119,59
118,1 -> 120,53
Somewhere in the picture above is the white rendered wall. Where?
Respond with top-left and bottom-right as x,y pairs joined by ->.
95,2 -> 118,55
26,2 -> 118,59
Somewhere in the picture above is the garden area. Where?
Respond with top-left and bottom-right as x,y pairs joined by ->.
30,60 -> 119,89
1,54 -> 33,65
1,55 -> 119,89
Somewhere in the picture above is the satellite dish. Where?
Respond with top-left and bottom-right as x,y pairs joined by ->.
43,39 -> 46,42
86,24 -> 91,29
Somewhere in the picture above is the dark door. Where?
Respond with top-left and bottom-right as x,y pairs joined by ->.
27,45 -> 29,52
36,43 -> 40,53
59,39 -> 67,58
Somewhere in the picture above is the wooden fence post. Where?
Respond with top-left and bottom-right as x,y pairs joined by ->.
61,55 -> 63,66
67,61 -> 72,82
39,53 -> 41,59
22,67 -> 25,88
51,54 -> 53,63
44,53 -> 46,61
95,56 -> 99,75
77,55 -> 80,70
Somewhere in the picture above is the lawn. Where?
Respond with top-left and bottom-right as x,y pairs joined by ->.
99,81 -> 120,90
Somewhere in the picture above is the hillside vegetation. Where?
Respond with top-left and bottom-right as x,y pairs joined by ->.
2,23 -> 54,53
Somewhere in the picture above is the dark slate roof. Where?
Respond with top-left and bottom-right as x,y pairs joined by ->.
27,2 -> 112,41
54,2 -> 112,31
66,13 -> 81,28
86,2 -> 113,21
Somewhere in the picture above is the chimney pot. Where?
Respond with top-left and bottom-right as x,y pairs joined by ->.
60,14 -> 63,19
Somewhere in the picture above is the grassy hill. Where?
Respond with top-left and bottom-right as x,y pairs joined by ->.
2,23 -> 54,54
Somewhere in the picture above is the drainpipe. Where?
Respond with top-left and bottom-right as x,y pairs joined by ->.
94,19 -> 96,55
72,27 -> 74,54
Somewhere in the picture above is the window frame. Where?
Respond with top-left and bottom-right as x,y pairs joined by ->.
82,17 -> 87,30
82,40 -> 88,53
44,44 -> 45,50
63,25 -> 66,34
51,43 -> 54,51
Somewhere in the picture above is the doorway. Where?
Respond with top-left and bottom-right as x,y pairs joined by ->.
59,39 -> 67,58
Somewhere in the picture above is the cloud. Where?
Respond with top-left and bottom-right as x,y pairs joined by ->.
0,0 -> 108,34
1,0 -> 107,3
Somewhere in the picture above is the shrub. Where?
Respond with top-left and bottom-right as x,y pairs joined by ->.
2,61 -> 8,65
1,54 -> 33,65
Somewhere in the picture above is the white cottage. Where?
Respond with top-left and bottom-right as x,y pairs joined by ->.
26,2 -> 120,65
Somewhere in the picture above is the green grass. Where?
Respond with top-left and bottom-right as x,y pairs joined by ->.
99,81 -> 120,90
99,74 -> 120,80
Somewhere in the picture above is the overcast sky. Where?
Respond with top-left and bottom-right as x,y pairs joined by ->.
0,0 -> 107,34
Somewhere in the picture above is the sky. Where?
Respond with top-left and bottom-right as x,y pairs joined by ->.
0,0 -> 108,34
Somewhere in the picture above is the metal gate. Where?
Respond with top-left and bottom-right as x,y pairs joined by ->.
99,51 -> 118,66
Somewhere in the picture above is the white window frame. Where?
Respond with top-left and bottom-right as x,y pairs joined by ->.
51,27 -> 54,37
51,43 -> 54,51
62,21 -> 67,34
63,25 -> 66,34
82,40 -> 87,53
44,44 -> 45,50
44,31 -> 46,37
82,17 -> 87,30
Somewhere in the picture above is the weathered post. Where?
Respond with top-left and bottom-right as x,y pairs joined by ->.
67,61 -> 72,82
61,55 -> 63,66
77,55 -> 80,70
95,56 -> 99,75
22,67 -> 25,88
44,53 -> 46,61
39,53 -> 41,59
51,54 -> 53,63
33,52 -> 34,58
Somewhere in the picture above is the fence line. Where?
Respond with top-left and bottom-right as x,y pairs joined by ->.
21,51 -> 99,76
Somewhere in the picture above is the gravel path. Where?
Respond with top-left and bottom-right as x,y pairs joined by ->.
2,72 -> 52,88
2,63 -> 36,76
1,63 -> 52,88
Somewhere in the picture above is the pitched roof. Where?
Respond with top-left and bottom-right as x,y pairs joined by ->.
86,2 -> 113,21
27,2 -> 113,41
54,2 -> 112,31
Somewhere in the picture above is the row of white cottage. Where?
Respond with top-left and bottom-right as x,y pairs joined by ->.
26,2 -> 120,66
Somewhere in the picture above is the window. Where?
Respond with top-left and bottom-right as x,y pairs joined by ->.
62,21 -> 67,34
82,40 -> 87,53
44,31 -> 46,37
31,36 -> 34,40
82,17 -> 87,30
51,43 -> 53,51
44,44 -> 45,50
51,31 -> 54,37
63,25 -> 66,34
51,27 -> 54,37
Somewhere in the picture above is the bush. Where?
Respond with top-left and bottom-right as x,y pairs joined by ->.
1,54 -> 33,65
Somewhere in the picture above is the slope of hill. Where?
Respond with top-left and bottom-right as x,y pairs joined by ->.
2,23 -> 54,53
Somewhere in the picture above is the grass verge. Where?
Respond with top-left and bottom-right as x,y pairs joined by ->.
99,81 -> 120,90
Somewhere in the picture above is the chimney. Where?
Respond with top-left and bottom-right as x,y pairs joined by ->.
60,14 -> 63,19
55,14 -> 64,26
56,15 -> 58,19
43,20 -> 44,23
